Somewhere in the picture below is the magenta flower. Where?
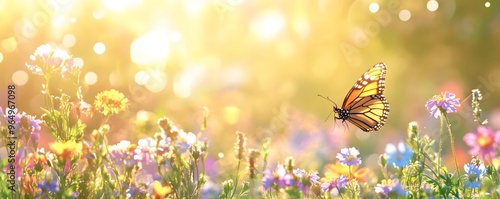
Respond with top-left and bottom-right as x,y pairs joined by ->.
425,91 -> 461,118
463,126 -> 500,160
336,147 -> 362,166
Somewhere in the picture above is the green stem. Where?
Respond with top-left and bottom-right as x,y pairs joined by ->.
438,112 -> 444,176
443,115 -> 460,176
231,160 -> 241,198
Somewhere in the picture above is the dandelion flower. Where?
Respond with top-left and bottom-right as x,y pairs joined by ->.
94,89 -> 129,116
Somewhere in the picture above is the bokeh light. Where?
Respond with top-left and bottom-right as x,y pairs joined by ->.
369,2 -> 380,13
250,10 -> 286,41
84,71 -> 98,85
427,0 -> 439,12
62,34 -> 76,47
93,42 -> 106,54
399,9 -> 411,21
2,37 -> 17,53
0,52 -> 3,63
12,70 -> 29,86
223,106 -> 240,125
130,31 -> 170,66
92,9 -> 105,19
485,2 -> 491,7
102,0 -> 142,11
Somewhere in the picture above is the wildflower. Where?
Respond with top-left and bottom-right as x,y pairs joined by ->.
321,175 -> 348,192
471,89 -> 485,123
108,140 -> 139,170
94,89 -> 129,116
324,161 -> 370,182
374,179 -> 408,196
336,147 -> 362,166
38,177 -> 60,192
176,130 -> 197,153
261,164 -> 293,190
61,57 -> 83,80
293,169 -> 320,195
425,91 -> 460,118
464,162 -> 486,188
234,131 -> 247,160
463,126 -> 500,161
134,137 -> 156,166
152,181 -> 172,199
385,142 -> 413,168
25,44 -> 80,78
26,148 -> 48,171
13,111 -> 42,147
49,141 -> 83,165
77,100 -> 93,118
247,148 -> 260,179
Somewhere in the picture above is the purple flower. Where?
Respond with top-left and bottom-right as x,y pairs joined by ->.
464,162 -> 486,188
374,179 -> 408,196
463,126 -> 500,161
108,140 -> 139,170
385,142 -> 413,168
426,91 -> 460,118
292,169 -> 320,195
262,169 -> 274,190
134,138 -> 156,164
321,175 -> 348,192
336,147 -> 362,166
261,164 -> 288,190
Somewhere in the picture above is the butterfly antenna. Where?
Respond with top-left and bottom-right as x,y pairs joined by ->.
317,94 -> 338,107
318,94 -> 339,123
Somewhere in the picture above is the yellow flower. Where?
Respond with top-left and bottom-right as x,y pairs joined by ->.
324,161 -> 370,182
49,141 -> 83,163
152,181 -> 172,198
94,89 -> 129,116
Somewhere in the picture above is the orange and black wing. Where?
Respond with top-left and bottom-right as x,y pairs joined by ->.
341,62 -> 387,109
342,62 -> 389,132
345,95 -> 389,132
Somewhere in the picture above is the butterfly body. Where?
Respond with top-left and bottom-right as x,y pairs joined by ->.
320,62 -> 390,132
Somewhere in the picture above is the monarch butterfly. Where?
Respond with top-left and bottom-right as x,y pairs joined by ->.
318,62 -> 389,132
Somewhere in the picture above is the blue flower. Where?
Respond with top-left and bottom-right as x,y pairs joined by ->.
38,178 -> 59,192
426,91 -> 460,118
385,142 -> 413,168
336,147 -> 362,166
464,162 -> 486,188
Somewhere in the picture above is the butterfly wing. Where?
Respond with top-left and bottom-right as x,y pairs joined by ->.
341,62 -> 389,132
341,62 -> 387,109
345,95 -> 389,132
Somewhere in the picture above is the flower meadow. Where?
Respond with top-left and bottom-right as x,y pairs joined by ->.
1,45 -> 500,199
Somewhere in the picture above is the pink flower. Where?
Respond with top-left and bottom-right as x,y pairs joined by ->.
463,126 -> 500,161
25,44 -> 82,79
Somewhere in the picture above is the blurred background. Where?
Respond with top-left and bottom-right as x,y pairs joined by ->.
1,0 -> 500,176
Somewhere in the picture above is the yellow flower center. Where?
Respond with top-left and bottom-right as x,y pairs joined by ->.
477,135 -> 493,148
